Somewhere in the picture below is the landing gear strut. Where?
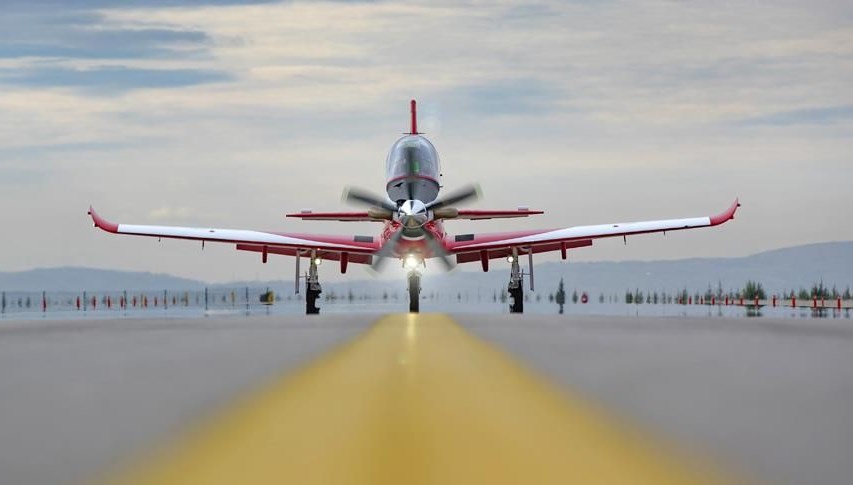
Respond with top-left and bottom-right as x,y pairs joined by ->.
305,253 -> 322,315
508,248 -> 524,313
408,270 -> 421,313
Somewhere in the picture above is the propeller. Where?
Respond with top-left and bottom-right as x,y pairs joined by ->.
426,183 -> 480,210
370,229 -> 454,271
370,229 -> 404,271
342,183 -> 481,271
342,187 -> 396,212
422,230 -> 455,270
343,187 -> 395,221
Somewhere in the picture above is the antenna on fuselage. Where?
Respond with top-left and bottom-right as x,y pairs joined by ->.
408,99 -> 421,135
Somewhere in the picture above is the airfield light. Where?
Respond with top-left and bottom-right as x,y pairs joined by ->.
404,254 -> 421,270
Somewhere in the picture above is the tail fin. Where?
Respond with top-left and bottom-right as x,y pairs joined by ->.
408,99 -> 420,135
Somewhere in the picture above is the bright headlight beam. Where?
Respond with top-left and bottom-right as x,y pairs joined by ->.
404,254 -> 421,269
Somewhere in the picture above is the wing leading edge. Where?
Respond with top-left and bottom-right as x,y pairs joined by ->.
284,208 -> 544,222
449,199 -> 740,260
88,207 -> 378,263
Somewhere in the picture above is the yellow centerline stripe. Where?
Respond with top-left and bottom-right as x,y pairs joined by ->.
106,314 -> 726,485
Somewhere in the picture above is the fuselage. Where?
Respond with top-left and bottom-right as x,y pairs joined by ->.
383,134 -> 445,257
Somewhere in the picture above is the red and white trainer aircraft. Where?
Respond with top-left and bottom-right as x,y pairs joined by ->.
89,100 -> 739,314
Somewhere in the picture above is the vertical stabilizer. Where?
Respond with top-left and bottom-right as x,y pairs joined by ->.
409,99 -> 420,135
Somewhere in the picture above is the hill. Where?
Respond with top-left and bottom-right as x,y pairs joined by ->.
0,267 -> 204,292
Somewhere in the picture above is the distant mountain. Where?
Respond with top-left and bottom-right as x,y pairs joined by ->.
2,242 -> 851,295
492,241 -> 853,297
0,267 -> 204,292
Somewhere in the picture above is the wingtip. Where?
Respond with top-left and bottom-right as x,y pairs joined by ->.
709,198 -> 740,226
88,206 -> 119,233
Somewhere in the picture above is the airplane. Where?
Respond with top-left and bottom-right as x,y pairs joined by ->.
89,100 -> 740,314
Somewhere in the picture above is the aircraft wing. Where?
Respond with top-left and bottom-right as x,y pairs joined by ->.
88,207 -> 378,265
285,211 -> 377,222
454,209 -> 544,220
448,199 -> 740,264
285,209 -> 543,221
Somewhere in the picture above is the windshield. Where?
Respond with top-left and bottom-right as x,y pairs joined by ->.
385,136 -> 441,181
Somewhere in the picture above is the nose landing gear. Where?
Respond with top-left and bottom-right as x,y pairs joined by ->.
408,270 -> 421,313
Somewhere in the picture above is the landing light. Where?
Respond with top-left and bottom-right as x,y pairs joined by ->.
404,254 -> 421,270
506,255 -> 515,263
313,257 -> 322,266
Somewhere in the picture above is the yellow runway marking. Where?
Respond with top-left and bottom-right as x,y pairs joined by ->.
108,314 -> 725,484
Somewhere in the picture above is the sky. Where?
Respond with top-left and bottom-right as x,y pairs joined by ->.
1,0 -> 851,283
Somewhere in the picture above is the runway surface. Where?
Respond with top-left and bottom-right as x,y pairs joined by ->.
1,314 -> 852,484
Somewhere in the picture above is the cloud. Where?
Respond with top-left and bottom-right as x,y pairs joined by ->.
0,7 -> 214,59
148,206 -> 197,221
448,79 -> 564,116
736,105 -> 853,126
0,29 -> 211,60
0,65 -> 231,92
3,0 -> 277,8
1,0 -> 852,282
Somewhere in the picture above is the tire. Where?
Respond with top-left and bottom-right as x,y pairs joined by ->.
509,286 -> 524,314
408,273 -> 420,313
305,283 -> 321,315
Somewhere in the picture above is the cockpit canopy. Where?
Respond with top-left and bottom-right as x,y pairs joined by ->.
385,135 -> 442,204
385,135 -> 441,182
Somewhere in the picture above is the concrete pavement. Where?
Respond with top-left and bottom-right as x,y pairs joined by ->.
1,314 -> 851,484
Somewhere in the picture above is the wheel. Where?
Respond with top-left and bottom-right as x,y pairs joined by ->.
509,285 -> 524,314
409,288 -> 419,313
408,272 -> 421,313
305,282 -> 321,315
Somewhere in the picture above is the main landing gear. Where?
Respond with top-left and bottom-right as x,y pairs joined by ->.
508,248 -> 524,314
408,270 -> 421,313
305,253 -> 322,315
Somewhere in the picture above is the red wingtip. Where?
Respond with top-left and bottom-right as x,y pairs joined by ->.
88,206 -> 119,233
409,99 -> 418,135
709,198 -> 740,226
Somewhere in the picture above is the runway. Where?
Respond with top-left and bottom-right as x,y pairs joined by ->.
1,314 -> 851,484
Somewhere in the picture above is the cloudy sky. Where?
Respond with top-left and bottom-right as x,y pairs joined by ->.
1,0 -> 851,282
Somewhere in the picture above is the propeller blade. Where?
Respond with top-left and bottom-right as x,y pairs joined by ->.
371,229 -> 403,271
422,230 -> 455,271
425,184 -> 481,210
343,187 -> 396,212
